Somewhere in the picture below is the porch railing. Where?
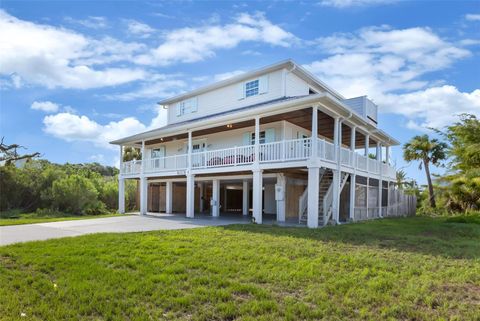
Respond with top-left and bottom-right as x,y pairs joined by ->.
121,137 -> 396,178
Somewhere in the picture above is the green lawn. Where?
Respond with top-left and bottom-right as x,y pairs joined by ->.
1,217 -> 479,320
0,213 -> 127,226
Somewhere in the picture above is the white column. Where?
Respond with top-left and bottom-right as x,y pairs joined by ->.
276,173 -> 286,222
366,177 -> 370,219
349,174 -> 356,221
379,179 -> 383,218
165,181 -> 173,214
311,106 -> 318,159
333,117 -> 340,154
307,166 -> 319,228
254,116 -> 260,163
376,142 -> 381,160
140,177 -> 147,215
385,146 -> 390,165
212,179 -> 220,217
252,169 -> 263,224
364,135 -> 370,157
350,127 -> 356,152
141,141 -> 145,174
199,182 -> 204,212
119,145 -> 123,173
242,180 -> 249,216
187,130 -> 193,169
377,142 -> 383,218
186,174 -> 195,218
118,177 -> 125,214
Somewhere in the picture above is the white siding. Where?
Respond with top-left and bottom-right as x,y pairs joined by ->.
285,72 -> 310,97
167,69 -> 285,125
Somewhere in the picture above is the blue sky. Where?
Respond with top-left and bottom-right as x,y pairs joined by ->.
1,0 -> 479,184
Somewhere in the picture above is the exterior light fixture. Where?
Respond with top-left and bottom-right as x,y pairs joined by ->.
226,124 -> 233,128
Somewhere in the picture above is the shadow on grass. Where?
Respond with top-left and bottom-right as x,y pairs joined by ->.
221,216 -> 480,260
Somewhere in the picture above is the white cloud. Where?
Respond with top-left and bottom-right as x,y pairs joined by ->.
125,19 -> 155,38
134,12 -> 297,66
43,113 -> 147,149
465,14 -> 480,21
304,26 -> 477,129
0,10 -> 146,89
64,16 -> 108,29
318,0 -> 395,8
105,77 -> 187,101
213,70 -> 246,82
31,101 -> 59,113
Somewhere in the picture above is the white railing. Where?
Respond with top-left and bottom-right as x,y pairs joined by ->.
120,137 -> 397,178
145,154 -> 187,173
121,160 -> 142,175
298,188 -> 308,223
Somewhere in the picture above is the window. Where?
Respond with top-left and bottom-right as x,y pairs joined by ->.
251,131 -> 266,145
245,79 -> 259,98
176,97 -> 197,116
151,147 -> 165,158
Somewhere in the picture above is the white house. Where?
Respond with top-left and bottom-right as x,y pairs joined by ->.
111,60 -> 415,228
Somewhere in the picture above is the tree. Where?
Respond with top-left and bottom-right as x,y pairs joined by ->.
403,134 -> 447,208
123,147 -> 141,162
396,169 -> 407,189
0,137 -> 40,164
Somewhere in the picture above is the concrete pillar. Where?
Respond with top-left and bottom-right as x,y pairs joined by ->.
212,179 -> 220,217
349,174 -> 356,221
118,177 -> 125,214
311,106 -> 318,158
242,180 -> 249,215
276,174 -> 286,222
140,176 -> 147,215
165,181 -> 173,214
186,174 -> 195,218
199,182 -> 204,212
252,169 -> 263,224
307,166 -> 319,228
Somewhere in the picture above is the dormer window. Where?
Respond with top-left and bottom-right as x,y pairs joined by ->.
245,79 -> 259,98
176,97 -> 198,117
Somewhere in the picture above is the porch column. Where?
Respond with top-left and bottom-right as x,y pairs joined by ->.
307,166 -> 319,228
186,174 -> 195,218
364,134 -> 370,157
276,173 -> 286,222
349,174 -> 356,221
311,106 -> 318,159
119,145 -> 123,173
199,182 -> 204,212
141,140 -> 145,174
333,117 -> 340,161
187,130 -> 193,169
242,180 -> 249,216
376,142 -> 381,160
140,176 -> 147,215
118,177 -> 125,214
252,169 -> 263,224
254,116 -> 260,164
212,179 -> 220,217
385,146 -> 390,165
366,177 -> 370,219
351,126 -> 356,167
165,181 -> 173,214
377,142 -> 383,218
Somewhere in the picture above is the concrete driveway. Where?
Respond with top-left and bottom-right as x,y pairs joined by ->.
0,214 -> 251,246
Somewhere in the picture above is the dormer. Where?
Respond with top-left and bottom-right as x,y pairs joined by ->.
344,96 -> 378,127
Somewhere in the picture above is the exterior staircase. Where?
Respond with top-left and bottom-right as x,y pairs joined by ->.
299,169 -> 349,226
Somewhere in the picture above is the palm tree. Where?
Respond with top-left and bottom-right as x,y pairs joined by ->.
403,135 -> 447,208
396,169 -> 407,189
123,147 -> 142,162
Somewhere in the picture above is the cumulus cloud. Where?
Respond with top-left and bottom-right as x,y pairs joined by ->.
465,14 -> 480,21
64,16 -> 108,29
134,12 -> 297,66
125,19 -> 155,38
318,0 -> 395,8
0,10 -> 146,89
30,101 -> 59,113
304,26 -> 478,129
43,113 -> 147,149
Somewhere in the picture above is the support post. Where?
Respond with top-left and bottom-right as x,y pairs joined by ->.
140,176 -> 147,215
386,146 -> 390,165
119,145 -> 123,173
254,116 -> 260,164
307,166 -> 319,228
199,182 -> 204,212
311,106 -> 318,159
212,179 -> 220,217
351,126 -> 356,167
276,173 -> 286,222
118,177 -> 125,214
141,141 -> 145,174
242,180 -> 249,216
366,177 -> 370,219
187,130 -> 193,169
332,169 -> 340,223
165,181 -> 173,214
186,174 -> 195,218
252,169 -> 263,224
365,135 -> 370,157
349,174 -> 356,221
333,117 -> 340,161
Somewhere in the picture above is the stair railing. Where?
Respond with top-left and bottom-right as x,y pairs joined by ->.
298,188 -> 308,223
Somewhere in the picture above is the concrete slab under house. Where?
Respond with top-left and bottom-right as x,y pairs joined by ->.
111,60 -> 416,228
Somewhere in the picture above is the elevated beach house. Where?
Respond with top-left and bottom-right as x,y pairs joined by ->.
111,60 -> 415,228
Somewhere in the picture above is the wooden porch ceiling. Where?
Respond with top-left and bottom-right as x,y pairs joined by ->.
143,107 -> 377,148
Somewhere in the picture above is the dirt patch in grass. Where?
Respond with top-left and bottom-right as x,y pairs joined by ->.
440,283 -> 480,305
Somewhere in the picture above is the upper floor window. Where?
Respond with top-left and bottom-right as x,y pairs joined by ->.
176,97 -> 198,117
251,131 -> 266,145
245,79 -> 259,98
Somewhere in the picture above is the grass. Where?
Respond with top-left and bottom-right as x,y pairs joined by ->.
0,212 -> 127,226
0,216 -> 479,320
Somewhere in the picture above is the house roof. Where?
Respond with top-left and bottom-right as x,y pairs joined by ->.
158,59 -> 345,106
